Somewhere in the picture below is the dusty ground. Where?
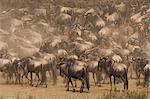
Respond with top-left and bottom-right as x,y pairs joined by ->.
0,73 -> 149,99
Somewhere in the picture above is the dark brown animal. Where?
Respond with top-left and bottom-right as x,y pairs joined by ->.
98,57 -> 128,91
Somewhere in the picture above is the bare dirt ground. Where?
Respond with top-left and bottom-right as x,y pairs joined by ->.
0,73 -> 149,99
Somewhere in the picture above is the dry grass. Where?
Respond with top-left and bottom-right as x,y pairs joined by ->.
0,75 -> 149,99
0,90 -> 149,99
103,90 -> 149,99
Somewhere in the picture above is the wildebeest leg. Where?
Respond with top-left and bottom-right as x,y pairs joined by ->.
48,71 -> 52,82
80,78 -> 85,93
24,72 -> 31,85
16,72 -> 21,85
92,73 -> 96,85
64,76 -> 68,87
70,78 -> 75,92
136,72 -> 140,86
8,72 -> 13,84
96,72 -> 101,86
129,66 -> 133,79
21,73 -> 24,86
44,72 -> 48,88
30,72 -> 33,86
6,72 -> 9,84
8,73 -> 12,84
124,78 -> 128,91
66,77 -> 70,91
124,71 -> 128,91
102,74 -> 106,84
14,72 -> 19,84
102,74 -> 109,84
119,76 -> 125,91
40,71 -> 47,88
113,76 -> 116,91
18,74 -> 21,84
6,73 -> 10,84
121,74 -> 128,91
125,75 -> 128,91
35,72 -> 40,87
143,75 -> 147,87
63,76 -> 67,84
20,71 -> 27,86
139,73 -> 141,85
10,73 -> 14,84
51,66 -> 57,85
74,79 -> 77,87
143,71 -> 149,87
109,75 -> 112,91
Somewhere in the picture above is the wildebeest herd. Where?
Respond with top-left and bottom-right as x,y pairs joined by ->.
0,50 -> 149,93
0,0 -> 150,93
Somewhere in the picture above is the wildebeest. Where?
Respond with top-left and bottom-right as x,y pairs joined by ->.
112,54 -> 122,63
85,60 -> 101,86
84,9 -> 105,31
98,57 -> 128,91
16,53 -> 57,87
0,58 -> 16,84
17,56 -> 48,87
15,57 -> 37,86
57,55 -> 78,87
28,57 -> 48,87
42,53 -> 57,85
11,58 -> 23,84
106,12 -> 120,24
60,7 -> 73,15
55,13 -> 73,26
59,58 -> 90,93
132,57 -> 148,85
143,64 -> 150,87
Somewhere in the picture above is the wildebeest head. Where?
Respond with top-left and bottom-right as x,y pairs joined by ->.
18,57 -> 32,68
132,57 -> 148,71
57,57 -> 67,66
66,58 -> 75,67
98,57 -> 112,71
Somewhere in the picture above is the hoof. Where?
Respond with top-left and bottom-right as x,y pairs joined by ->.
136,82 -> 140,86
66,89 -> 69,91
45,85 -> 48,88
30,83 -> 33,86
110,88 -> 112,92
97,84 -> 101,87
122,89 -> 128,93
65,85 -> 67,88
73,89 -> 75,92
80,89 -> 83,93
